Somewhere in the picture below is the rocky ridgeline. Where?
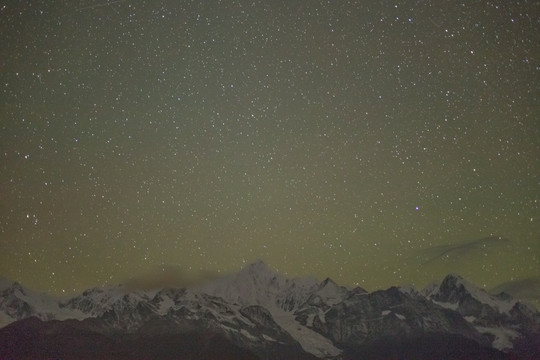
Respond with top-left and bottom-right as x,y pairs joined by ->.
0,262 -> 538,360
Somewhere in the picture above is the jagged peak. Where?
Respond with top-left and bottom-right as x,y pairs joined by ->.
443,273 -> 468,283
493,291 -> 513,301
437,274 -> 474,290
439,274 -> 490,297
423,273 -> 476,295
350,286 -> 368,295
317,277 -> 348,294
320,277 -> 337,286
427,273 -> 519,314
197,260 -> 320,311
247,258 -> 269,268
398,284 -> 420,296
0,279 -> 27,296
240,259 -> 277,276
0,276 -> 15,291
0,277 -> 18,292
422,280 -> 440,295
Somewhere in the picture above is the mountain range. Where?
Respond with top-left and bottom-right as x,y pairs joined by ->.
0,261 -> 539,360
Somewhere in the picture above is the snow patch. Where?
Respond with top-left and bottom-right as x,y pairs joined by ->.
156,296 -> 175,315
240,328 -> 259,341
306,313 -> 316,327
272,309 -> 342,358
476,326 -> 520,350
262,333 -> 276,342
433,300 -> 459,311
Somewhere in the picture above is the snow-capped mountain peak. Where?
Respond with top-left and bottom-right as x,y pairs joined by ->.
1,266 -> 538,359
196,261 -> 342,357
306,277 -> 349,307
0,278 -> 86,328
198,260 -> 319,311
60,284 -> 156,319
425,273 -> 517,314
422,274 -> 534,351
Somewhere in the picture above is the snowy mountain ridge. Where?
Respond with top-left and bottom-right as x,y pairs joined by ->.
423,273 -> 518,314
198,260 -> 320,309
196,260 -> 342,357
421,273 -> 537,351
0,263 -> 539,359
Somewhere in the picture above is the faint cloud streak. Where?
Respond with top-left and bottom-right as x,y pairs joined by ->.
418,236 -> 511,265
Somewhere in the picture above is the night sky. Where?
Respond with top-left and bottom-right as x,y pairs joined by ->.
1,1 -> 539,304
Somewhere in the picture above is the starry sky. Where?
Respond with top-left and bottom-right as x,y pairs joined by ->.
1,1 -> 539,303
